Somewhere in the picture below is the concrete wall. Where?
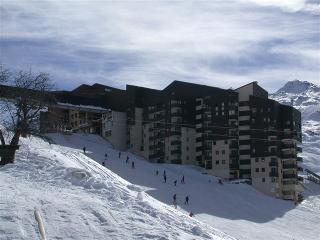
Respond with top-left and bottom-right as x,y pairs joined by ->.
236,83 -> 253,102
129,108 -> 144,154
102,110 -> 127,150
208,140 -> 230,179
251,156 -> 280,198
181,127 -> 196,165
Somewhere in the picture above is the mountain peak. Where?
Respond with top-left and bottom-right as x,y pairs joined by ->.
276,80 -> 319,94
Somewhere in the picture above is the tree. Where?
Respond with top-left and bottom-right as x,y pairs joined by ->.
0,66 -> 54,165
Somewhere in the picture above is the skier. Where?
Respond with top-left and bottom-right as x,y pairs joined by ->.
131,161 -> 135,169
163,170 -> 167,183
173,194 -> 177,208
218,179 -> 223,185
174,180 -> 177,186
189,212 -> 194,217
155,170 -> 159,176
104,153 -> 108,160
181,175 -> 185,184
185,196 -> 189,205
118,151 -> 121,158
83,147 -> 86,154
126,156 -> 129,164
102,161 -> 105,166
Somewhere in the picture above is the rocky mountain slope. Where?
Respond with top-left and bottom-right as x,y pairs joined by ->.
270,80 -> 320,121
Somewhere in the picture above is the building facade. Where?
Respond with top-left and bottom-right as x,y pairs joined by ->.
39,80 -> 303,200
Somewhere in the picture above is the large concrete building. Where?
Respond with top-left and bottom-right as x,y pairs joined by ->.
39,80 -> 303,201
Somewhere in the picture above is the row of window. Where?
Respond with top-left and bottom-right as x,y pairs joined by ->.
215,160 -> 226,165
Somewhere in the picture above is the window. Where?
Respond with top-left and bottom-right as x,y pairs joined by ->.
261,158 -> 265,162
224,140 -> 228,144
216,150 -> 219,155
222,150 -> 225,155
216,112 -> 219,116
252,118 -> 255,123
255,158 -> 259,162
252,108 -> 256,113
262,168 -> 265,172
256,168 -> 259,172
222,112 -> 225,116
222,160 -> 226,164
213,141 -> 216,145
229,110 -> 235,115
262,178 -> 265,182
186,146 -> 189,151
216,160 -> 219,165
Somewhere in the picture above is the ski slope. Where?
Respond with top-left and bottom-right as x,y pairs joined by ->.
0,134 -> 234,240
47,133 -> 320,240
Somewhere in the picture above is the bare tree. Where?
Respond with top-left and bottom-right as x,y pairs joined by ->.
0,67 -> 54,165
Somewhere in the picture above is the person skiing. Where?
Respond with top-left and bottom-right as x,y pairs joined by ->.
155,170 -> 159,176
173,194 -> 177,208
218,179 -> 223,185
126,156 -> 129,164
118,151 -> 121,158
104,153 -> 108,160
181,175 -> 185,184
131,161 -> 135,169
185,196 -> 189,205
102,161 -> 105,166
174,180 -> 177,186
189,212 -> 194,217
83,147 -> 86,154
163,170 -> 167,183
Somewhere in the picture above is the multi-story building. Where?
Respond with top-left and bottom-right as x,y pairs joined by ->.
37,80 -> 303,200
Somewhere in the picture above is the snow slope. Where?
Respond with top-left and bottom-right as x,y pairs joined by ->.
0,134 -> 234,240
46,133 -> 320,240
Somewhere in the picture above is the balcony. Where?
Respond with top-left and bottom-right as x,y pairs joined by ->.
171,149 -> 182,155
297,157 -> 303,162
171,140 -> 181,145
281,153 -> 296,159
283,173 -> 297,179
269,161 -> 278,167
283,164 -> 296,169
230,142 -> 239,148
269,172 -> 279,177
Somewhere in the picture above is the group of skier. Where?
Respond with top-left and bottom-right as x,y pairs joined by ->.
84,147 -> 194,216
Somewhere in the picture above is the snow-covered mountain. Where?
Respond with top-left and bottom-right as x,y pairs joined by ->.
270,80 -> 320,121
270,80 -> 320,175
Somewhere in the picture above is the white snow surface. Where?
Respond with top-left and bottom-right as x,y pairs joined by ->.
0,134 -> 234,240
2,132 -> 319,240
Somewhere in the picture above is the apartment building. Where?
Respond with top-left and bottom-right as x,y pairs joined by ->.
37,80 -> 302,200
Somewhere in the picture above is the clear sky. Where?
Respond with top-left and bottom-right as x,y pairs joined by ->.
1,0 -> 319,92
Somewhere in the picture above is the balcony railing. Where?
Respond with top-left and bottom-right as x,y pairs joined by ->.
281,153 -> 296,159
269,172 -> 279,177
269,161 -> 278,167
283,164 -> 296,169
283,173 -> 297,179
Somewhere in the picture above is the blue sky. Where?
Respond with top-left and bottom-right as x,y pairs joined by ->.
0,0 -> 319,92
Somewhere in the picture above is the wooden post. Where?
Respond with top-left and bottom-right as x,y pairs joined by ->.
0,145 -> 20,165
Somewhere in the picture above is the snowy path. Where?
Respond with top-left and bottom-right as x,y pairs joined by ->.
0,135 -> 234,240
47,133 -> 320,240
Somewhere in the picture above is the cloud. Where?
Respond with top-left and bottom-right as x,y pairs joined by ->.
0,0 -> 319,92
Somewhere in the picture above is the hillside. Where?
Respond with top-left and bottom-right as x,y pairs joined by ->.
0,134 -> 233,240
